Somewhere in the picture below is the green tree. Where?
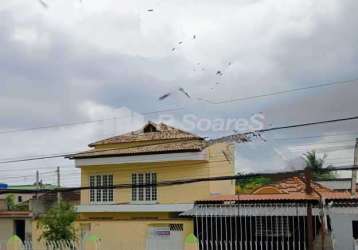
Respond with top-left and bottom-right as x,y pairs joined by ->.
5,194 -> 16,210
303,150 -> 335,179
37,202 -> 77,242
236,175 -> 272,193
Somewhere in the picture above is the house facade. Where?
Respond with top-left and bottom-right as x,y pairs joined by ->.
67,122 -> 236,250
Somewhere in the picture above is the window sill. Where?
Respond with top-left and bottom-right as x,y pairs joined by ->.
130,201 -> 158,205
89,202 -> 115,205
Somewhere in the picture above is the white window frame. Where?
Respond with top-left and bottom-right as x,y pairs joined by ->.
89,174 -> 114,204
131,172 -> 157,204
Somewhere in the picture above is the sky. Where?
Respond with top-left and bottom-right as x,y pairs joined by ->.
0,0 -> 358,186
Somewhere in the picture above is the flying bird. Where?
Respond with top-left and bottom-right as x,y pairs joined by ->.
158,93 -> 171,101
158,88 -> 191,101
193,35 -> 196,39
171,47 -> 176,51
178,87 -> 191,98
147,9 -> 154,12
178,41 -> 183,45
38,0 -> 48,8
216,70 -> 223,76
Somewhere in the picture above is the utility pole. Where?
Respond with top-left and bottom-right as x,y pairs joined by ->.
35,170 -> 40,199
352,138 -> 358,196
56,166 -> 61,204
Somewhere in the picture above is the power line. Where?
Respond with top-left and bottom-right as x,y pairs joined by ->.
272,130 -> 358,141
1,77 -> 358,136
1,114 -> 358,164
1,165 -> 357,194
199,77 -> 358,104
0,107 -> 184,135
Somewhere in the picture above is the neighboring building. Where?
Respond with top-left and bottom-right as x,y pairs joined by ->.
0,183 -> 58,245
30,189 -> 80,216
0,211 -> 32,243
0,184 -> 37,243
183,176 -> 358,250
0,184 -> 56,205
316,178 -> 358,191
67,121 -> 236,250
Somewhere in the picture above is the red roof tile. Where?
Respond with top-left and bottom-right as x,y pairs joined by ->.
209,177 -> 354,202
0,211 -> 32,218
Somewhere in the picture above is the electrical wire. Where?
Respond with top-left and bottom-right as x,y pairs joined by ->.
1,165 -> 357,194
1,77 -> 358,135
199,77 -> 358,104
0,113 -> 357,164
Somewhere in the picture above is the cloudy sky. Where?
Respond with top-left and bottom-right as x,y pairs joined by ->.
0,0 -> 358,186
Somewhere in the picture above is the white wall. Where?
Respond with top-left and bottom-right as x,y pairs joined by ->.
330,213 -> 358,250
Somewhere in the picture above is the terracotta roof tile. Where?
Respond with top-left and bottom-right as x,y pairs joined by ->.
208,177 -> 350,202
0,211 -> 32,218
89,122 -> 203,147
69,140 -> 207,159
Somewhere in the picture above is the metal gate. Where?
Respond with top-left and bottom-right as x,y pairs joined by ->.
186,203 -> 322,250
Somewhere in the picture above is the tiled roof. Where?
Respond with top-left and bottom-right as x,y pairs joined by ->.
68,140 -> 207,159
7,184 -> 56,191
0,211 -> 32,218
252,176 -> 331,195
208,177 -> 354,202
89,122 -> 203,147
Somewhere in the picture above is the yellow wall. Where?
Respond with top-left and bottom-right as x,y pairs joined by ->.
79,142 -> 235,205
77,219 -> 193,250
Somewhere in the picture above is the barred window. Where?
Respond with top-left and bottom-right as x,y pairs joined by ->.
132,173 -> 157,202
89,175 -> 113,203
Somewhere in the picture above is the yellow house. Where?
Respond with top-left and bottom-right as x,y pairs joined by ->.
67,122 -> 236,250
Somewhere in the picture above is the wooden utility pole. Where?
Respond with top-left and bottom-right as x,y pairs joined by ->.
35,170 -> 40,199
304,167 -> 314,250
352,138 -> 358,196
56,166 -> 61,204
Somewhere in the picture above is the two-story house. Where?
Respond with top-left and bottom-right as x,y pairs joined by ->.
67,122 -> 236,250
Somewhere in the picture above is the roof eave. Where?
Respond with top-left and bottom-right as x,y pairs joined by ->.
68,148 -> 204,160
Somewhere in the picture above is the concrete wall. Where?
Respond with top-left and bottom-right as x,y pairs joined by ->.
80,142 -> 235,205
80,219 -> 192,250
0,194 -> 34,205
30,217 -> 193,250
330,213 -> 358,250
0,218 -> 32,242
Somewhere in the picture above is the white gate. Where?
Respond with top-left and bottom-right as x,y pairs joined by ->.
146,224 -> 183,250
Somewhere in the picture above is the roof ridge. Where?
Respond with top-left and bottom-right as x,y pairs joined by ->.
88,121 -> 203,147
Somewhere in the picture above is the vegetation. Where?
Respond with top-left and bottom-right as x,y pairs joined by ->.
37,202 -> 77,242
5,195 -> 16,210
5,195 -> 28,211
303,150 -> 336,179
236,175 -> 272,194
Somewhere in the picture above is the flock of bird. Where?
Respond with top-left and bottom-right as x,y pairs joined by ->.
35,0 -> 232,103
144,6 -> 235,101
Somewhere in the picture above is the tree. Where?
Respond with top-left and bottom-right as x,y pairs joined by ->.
303,150 -> 335,179
5,194 -> 16,210
236,174 -> 272,193
37,202 -> 77,242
